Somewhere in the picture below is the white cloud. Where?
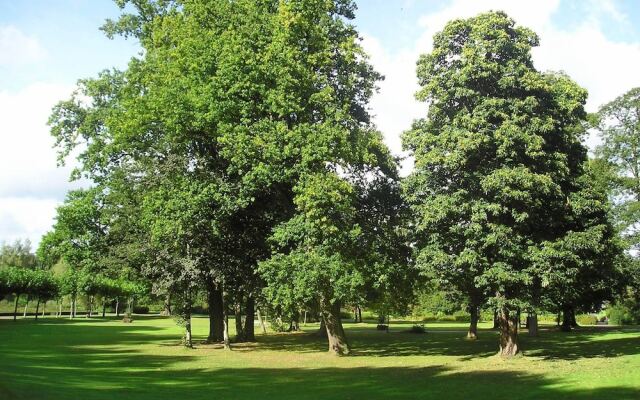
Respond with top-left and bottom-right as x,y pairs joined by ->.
362,0 -> 640,173
0,82 -> 81,246
0,25 -> 46,66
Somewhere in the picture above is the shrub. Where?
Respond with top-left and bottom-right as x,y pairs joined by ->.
607,305 -> 634,325
376,324 -> 388,331
575,314 -> 597,325
269,318 -> 289,332
407,324 -> 426,334
133,306 -> 149,314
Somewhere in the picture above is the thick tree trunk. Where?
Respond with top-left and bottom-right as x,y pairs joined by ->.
498,307 -> 520,357
13,294 -> 20,321
207,285 -> 224,342
257,308 -> 267,334
528,312 -> 538,337
244,296 -> 255,342
35,299 -> 40,320
570,307 -> 579,328
561,304 -> 572,332
467,305 -> 479,340
161,294 -> 172,316
322,300 -> 350,355
234,300 -> 245,342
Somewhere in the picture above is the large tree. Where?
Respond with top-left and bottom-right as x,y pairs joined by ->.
595,88 -> 640,250
403,11 -> 589,356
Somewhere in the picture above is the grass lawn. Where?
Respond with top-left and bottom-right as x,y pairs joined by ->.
0,316 -> 638,400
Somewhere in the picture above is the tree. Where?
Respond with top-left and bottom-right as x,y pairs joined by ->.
0,239 -> 37,269
595,88 -> 640,250
403,11 -> 589,356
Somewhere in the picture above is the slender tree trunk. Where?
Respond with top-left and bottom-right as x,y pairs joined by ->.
69,296 -> 73,319
528,312 -> 538,337
358,306 -> 362,323
102,302 -> 106,318
13,294 -> 20,321
467,305 -> 479,340
322,300 -> 350,355
303,309 -> 308,326
222,312 -> 231,350
42,301 -> 46,317
23,296 -> 29,317
561,304 -> 573,332
162,293 -> 172,316
493,310 -> 499,329
498,307 -> 520,357
257,307 -> 267,334
115,299 -> 120,317
316,316 -> 328,338
58,300 -> 62,317
207,285 -> 224,342
35,299 -> 41,321
244,296 -> 255,342
184,312 -> 193,348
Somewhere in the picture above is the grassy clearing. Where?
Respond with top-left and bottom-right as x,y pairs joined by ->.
0,316 -> 638,400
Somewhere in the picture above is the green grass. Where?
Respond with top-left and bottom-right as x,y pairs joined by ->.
0,316 -> 638,399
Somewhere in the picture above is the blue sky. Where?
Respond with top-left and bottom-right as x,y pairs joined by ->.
2,0 -> 640,248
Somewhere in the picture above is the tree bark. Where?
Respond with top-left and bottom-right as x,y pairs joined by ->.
316,316 -> 328,338
467,305 -> 479,340
35,299 -> 40,320
498,307 -> 520,357
528,312 -> 538,337
184,313 -> 193,348
207,285 -> 224,342
256,307 -> 267,334
13,294 -> 20,321
570,307 -> 579,328
102,303 -> 106,318
243,296 -> 255,342
358,306 -> 362,323
234,300 -> 245,342
492,310 -> 499,329
222,315 -> 231,350
561,304 -> 572,332
115,298 -> 120,317
322,300 -> 350,355
23,296 -> 29,317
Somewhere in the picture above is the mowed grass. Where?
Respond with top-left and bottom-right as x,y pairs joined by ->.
0,316 -> 638,400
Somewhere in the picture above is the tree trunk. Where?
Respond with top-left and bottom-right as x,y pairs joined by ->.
358,306 -> 362,323
303,310 -> 308,326
244,296 -> 255,342
498,307 -> 520,357
493,310 -> 499,329
222,314 -> 231,350
316,316 -> 328,338
184,313 -> 193,348
207,285 -> 224,342
257,307 -> 267,334
561,304 -> 572,332
528,312 -> 538,337
23,296 -> 29,317
13,294 -> 20,321
234,301 -> 245,342
115,299 -> 120,317
42,302 -> 46,317
102,303 -> 106,318
467,305 -> 479,340
161,294 -> 172,316
570,307 -> 579,328
35,299 -> 41,321
322,300 -> 350,355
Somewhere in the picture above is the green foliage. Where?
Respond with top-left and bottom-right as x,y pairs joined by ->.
575,314 -> 598,325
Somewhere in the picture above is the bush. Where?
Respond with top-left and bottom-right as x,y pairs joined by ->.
269,318 -> 289,332
575,314 -> 598,325
407,324 -> 426,334
376,324 -> 388,331
607,305 -> 634,325
133,306 -> 149,314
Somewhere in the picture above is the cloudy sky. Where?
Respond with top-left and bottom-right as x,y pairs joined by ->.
2,0 -> 640,248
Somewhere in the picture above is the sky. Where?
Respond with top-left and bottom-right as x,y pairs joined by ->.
1,0 -> 640,248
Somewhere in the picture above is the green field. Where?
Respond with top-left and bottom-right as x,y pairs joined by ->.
0,316 -> 638,400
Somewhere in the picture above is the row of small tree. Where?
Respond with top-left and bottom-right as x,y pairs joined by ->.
0,266 -> 143,320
